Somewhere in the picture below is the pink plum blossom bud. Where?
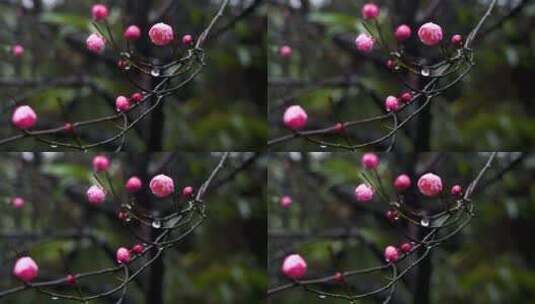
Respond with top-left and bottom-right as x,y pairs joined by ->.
11,197 -> 25,208
354,184 -> 374,202
12,105 -> 37,130
355,33 -> 374,53
400,91 -> 413,103
124,25 -> 141,41
279,45 -> 292,58
281,254 -> 307,280
116,247 -> 131,264
181,186 -> 193,198
11,44 -> 24,57
131,244 -> 144,254
394,174 -> 411,191
417,173 -> 443,197
86,33 -> 105,54
149,22 -> 174,46
115,95 -> 131,112
13,256 -> 39,282
91,4 -> 109,21
283,105 -> 308,130
280,195 -> 292,208
386,59 -> 396,70
66,274 -> 77,285
86,185 -> 106,205
125,176 -> 142,193
451,184 -> 462,197
395,25 -> 412,42
451,34 -> 462,46
182,34 -> 193,46
384,246 -> 400,263
385,96 -> 400,112
418,22 -> 443,46
361,153 -> 379,169
361,3 -> 380,20
92,155 -> 110,172
400,242 -> 412,253
149,174 -> 175,198
130,92 -> 143,103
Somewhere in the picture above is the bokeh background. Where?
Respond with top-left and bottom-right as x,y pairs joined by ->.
268,152 -> 535,303
268,0 -> 535,151
0,0 -> 266,151
0,152 -> 266,303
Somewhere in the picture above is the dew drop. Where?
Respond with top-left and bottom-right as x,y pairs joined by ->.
394,65 -> 401,71
125,217 -> 132,223
150,68 -> 160,77
124,64 -> 131,71
49,145 -> 58,149
319,145 -> 327,149
420,217 -> 430,227
421,68 -> 430,77
318,295 -> 327,299
51,297 -> 59,300
152,220 -> 162,229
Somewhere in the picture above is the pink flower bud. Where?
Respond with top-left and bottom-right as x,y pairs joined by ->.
149,22 -> 174,46
149,174 -> 175,198
394,174 -> 411,191
182,34 -> 193,46
12,105 -> 37,130
92,155 -> 110,172
280,195 -> 292,208
361,153 -> 379,169
281,254 -> 307,280
386,209 -> 400,222
86,185 -> 106,205
395,25 -> 412,42
117,211 -> 128,221
131,244 -> 144,254
125,176 -> 142,193
11,197 -> 25,209
91,4 -> 109,21
63,122 -> 75,134
400,242 -> 412,253
130,92 -> 143,103
124,25 -> 141,41
115,95 -> 131,112
354,184 -> 374,202
334,122 -> 345,133
361,3 -> 380,20
385,96 -> 400,112
283,105 -> 308,130
355,33 -> 374,53
451,34 -> 462,46
11,44 -> 24,57
384,246 -> 400,263
279,45 -> 292,58
418,22 -> 443,46
451,184 -> 462,197
181,186 -> 194,198
417,173 -> 443,197
400,91 -> 413,103
386,59 -> 396,70
334,272 -> 344,283
116,247 -> 131,264
13,256 -> 39,282
66,274 -> 77,285
86,33 -> 105,54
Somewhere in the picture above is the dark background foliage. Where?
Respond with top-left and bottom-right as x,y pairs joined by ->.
0,0 -> 266,151
268,152 -> 535,303
268,0 -> 535,151
0,152 -> 266,303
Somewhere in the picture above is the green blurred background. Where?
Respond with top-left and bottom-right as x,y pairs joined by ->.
268,152 -> 535,303
0,152 -> 266,303
268,0 -> 535,151
0,0 -> 266,151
